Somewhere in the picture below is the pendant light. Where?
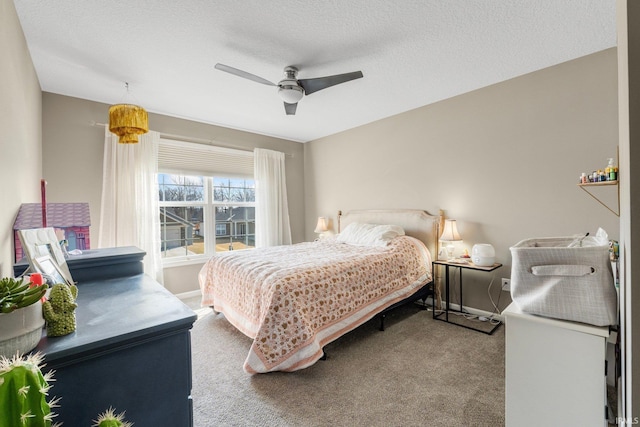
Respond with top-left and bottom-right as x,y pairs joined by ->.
108,83 -> 149,144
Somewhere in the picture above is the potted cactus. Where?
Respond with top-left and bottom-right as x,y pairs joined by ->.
0,352 -> 133,426
0,277 -> 48,357
0,352 -> 58,426
93,407 -> 133,427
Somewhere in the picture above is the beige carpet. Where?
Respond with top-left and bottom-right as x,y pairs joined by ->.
189,302 -> 505,427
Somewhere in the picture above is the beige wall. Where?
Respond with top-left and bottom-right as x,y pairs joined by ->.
0,2 -> 620,308
2,1 -> 636,415
0,0 -> 42,276
305,48 -> 620,312
41,93 -> 305,294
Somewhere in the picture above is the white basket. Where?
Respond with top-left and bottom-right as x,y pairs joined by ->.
510,236 -> 617,326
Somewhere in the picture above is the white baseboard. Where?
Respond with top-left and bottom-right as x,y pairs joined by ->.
447,301 -> 505,322
176,289 -> 201,300
420,297 -> 505,322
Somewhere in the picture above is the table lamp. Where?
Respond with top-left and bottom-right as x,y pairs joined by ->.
440,219 -> 462,260
314,217 -> 329,239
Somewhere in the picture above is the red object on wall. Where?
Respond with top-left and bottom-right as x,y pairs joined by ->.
41,179 -> 47,228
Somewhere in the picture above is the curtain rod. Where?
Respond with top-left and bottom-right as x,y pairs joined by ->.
91,121 -> 293,158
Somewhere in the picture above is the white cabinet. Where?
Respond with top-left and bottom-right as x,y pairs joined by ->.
504,303 -> 610,427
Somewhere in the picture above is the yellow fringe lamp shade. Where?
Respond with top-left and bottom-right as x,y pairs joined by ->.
108,103 -> 149,144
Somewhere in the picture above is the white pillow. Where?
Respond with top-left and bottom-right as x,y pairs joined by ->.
337,222 -> 405,247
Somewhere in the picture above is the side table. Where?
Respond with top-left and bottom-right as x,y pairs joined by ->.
432,259 -> 502,334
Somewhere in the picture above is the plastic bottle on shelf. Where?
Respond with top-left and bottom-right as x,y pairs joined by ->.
580,173 -> 588,184
607,158 -> 617,181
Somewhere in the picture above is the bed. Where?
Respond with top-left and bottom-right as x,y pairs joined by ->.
198,209 -> 441,373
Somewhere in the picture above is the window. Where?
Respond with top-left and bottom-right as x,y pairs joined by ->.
159,174 -> 255,259
157,139 -> 255,262
215,223 -> 227,236
211,177 -> 256,252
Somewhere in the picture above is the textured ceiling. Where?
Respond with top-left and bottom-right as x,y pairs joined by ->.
13,0 -> 616,143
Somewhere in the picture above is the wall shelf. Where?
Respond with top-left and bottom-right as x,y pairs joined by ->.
578,181 -> 618,187
577,181 -> 619,216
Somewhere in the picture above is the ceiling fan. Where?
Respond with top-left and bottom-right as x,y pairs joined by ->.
214,63 -> 363,115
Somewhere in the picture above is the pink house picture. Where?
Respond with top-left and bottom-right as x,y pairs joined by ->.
13,202 -> 91,262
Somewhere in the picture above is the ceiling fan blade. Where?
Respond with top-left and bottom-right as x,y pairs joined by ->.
214,63 -> 276,86
284,102 -> 297,115
298,71 -> 363,96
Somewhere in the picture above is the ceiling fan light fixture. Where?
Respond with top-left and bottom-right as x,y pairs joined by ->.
214,63 -> 363,116
278,85 -> 304,104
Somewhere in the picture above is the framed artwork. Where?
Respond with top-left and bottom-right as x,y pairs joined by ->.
32,254 -> 73,286
18,227 -> 74,285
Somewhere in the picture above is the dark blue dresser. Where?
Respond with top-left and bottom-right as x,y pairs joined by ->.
13,245 -> 147,282
25,247 -> 196,427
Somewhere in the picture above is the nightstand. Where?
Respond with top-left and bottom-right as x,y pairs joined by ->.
432,259 -> 503,334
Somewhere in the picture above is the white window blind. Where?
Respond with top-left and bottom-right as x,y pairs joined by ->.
157,139 -> 254,177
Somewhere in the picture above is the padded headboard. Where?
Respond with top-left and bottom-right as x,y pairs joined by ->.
338,209 -> 442,259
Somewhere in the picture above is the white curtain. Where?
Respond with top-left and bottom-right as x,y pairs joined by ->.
98,127 -> 164,284
254,148 -> 292,247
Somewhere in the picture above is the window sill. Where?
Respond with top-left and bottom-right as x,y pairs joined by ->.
162,255 -> 209,268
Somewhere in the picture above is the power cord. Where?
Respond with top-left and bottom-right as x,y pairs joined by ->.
486,271 -> 503,325
435,268 -> 504,325
441,268 -> 485,322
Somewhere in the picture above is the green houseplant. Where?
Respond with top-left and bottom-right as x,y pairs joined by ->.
0,277 -> 48,314
0,277 -> 48,357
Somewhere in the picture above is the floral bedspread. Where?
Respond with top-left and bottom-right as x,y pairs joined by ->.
198,235 -> 432,373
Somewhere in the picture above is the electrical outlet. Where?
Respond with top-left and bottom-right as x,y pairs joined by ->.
501,278 -> 511,292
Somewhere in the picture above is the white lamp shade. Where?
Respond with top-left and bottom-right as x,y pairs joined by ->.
440,219 -> 462,241
314,217 -> 329,233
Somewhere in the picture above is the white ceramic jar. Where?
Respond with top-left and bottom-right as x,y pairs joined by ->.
0,302 -> 45,357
